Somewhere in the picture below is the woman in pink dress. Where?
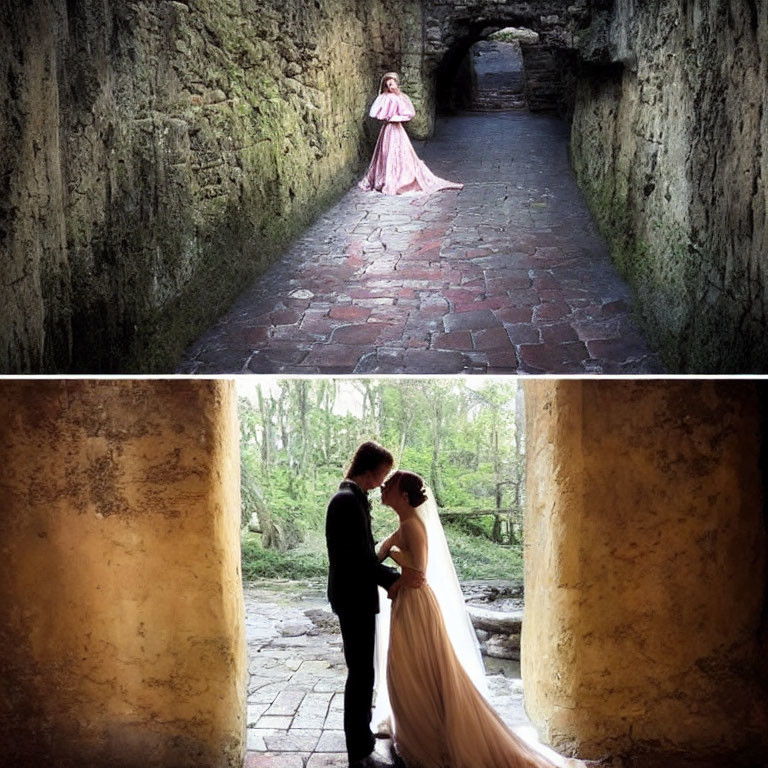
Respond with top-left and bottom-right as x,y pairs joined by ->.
359,72 -> 463,196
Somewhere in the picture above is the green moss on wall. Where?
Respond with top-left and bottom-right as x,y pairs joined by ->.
1,0 -> 416,372
570,1 -> 768,373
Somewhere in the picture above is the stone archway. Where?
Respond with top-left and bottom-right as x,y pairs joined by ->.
449,33 -> 534,113
407,1 -> 583,138
2,379 -> 767,767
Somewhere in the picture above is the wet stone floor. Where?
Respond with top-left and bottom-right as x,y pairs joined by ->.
179,111 -> 664,375
243,581 -> 586,768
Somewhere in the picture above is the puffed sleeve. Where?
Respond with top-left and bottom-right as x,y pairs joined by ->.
388,95 -> 416,122
369,93 -> 416,122
369,93 -> 395,120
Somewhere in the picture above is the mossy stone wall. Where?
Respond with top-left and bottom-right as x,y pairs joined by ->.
570,0 -> 768,372
1,0 -> 417,372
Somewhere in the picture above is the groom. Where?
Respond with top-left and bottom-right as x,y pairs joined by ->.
325,441 -> 420,768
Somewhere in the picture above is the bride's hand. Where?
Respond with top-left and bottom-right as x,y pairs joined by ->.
377,535 -> 393,561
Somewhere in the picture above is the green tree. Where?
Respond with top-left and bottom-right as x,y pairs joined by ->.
237,379 -> 525,580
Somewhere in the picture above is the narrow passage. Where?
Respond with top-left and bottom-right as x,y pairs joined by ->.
179,112 -> 662,374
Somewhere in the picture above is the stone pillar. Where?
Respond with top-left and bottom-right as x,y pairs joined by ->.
0,380 -> 246,768
520,44 -> 570,113
402,0 -> 433,140
523,380 -> 768,765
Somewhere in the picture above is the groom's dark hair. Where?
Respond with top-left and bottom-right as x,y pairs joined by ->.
346,441 -> 394,478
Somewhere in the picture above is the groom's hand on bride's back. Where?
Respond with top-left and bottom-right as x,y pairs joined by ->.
387,580 -> 402,600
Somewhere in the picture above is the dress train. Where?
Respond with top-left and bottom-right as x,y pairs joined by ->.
388,581 -> 556,768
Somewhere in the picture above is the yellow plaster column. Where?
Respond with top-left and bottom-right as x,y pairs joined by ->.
523,380 -> 768,765
0,380 -> 246,767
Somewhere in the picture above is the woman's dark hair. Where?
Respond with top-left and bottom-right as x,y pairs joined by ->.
347,441 -> 394,478
392,470 -> 428,507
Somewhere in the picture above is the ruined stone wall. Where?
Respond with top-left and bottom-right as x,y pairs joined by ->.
523,380 -> 768,765
0,0 -> 417,373
0,380 -> 246,767
571,0 -> 768,372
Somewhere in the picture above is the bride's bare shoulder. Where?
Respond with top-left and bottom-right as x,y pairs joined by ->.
401,515 -> 427,540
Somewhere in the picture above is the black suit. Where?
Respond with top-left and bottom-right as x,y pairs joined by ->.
326,479 -> 399,763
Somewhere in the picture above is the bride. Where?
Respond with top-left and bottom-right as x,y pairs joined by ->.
359,72 -> 463,196
375,470 -> 558,768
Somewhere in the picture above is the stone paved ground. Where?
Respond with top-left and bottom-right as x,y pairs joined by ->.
243,581 -> 587,768
178,111 -> 664,374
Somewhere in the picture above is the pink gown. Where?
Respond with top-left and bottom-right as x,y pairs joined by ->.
359,93 -> 463,196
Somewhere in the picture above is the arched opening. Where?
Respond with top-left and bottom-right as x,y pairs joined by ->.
446,28 -> 539,113
2,379 -> 767,767
237,378 -> 768,768
236,378 -> 558,762
431,16 -> 570,120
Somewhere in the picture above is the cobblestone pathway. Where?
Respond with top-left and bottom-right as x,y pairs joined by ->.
179,111 -> 663,374
244,581 -> 586,768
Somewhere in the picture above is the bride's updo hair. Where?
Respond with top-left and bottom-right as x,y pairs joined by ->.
394,470 -> 428,507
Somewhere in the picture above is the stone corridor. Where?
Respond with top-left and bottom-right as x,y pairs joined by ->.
178,111 -> 664,375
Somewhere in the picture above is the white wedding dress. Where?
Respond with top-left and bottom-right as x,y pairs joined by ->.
374,494 -> 557,768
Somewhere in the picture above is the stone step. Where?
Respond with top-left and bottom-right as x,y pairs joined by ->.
474,95 -> 526,104
474,89 -> 526,107
478,73 -> 526,90
467,604 -> 522,660
471,100 -> 527,111
476,92 -> 525,100
466,604 -> 522,633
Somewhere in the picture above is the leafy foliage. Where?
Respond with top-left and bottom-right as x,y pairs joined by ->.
237,379 -> 525,581
241,532 -> 328,579
443,523 -> 523,580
